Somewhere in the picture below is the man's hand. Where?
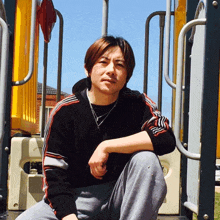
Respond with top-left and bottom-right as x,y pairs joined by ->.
88,142 -> 109,180
88,131 -> 154,180
62,214 -> 78,220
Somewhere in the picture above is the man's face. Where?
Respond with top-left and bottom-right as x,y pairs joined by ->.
88,46 -> 127,97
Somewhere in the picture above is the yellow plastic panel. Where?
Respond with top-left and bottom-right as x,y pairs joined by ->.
11,0 -> 39,134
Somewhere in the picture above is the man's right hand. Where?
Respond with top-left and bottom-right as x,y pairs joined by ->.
88,141 -> 109,179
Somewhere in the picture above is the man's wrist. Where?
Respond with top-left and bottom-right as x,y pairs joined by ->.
101,140 -> 112,153
62,213 -> 78,220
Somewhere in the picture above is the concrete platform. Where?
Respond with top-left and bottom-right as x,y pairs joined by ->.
215,186 -> 220,193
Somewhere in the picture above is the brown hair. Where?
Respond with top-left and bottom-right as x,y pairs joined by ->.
84,36 -> 135,82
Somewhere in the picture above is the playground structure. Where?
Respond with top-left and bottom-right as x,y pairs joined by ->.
0,0 -> 220,219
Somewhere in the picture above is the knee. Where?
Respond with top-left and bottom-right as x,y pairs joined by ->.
129,151 -> 163,175
130,151 -> 159,167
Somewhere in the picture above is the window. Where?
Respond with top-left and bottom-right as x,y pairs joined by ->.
39,106 -> 53,132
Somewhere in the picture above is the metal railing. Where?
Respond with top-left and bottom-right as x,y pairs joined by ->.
12,0 -> 37,86
144,11 -> 174,111
40,9 -> 64,137
0,17 -> 9,157
163,0 -> 176,89
174,19 -> 206,160
55,10 -> 64,102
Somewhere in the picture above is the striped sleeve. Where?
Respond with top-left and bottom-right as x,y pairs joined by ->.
42,94 -> 79,219
43,152 -> 68,171
141,93 -> 176,155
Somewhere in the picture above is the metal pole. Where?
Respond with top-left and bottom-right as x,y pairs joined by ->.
143,11 -> 174,94
164,0 -> 176,89
174,19 -> 206,160
157,14 -> 165,111
197,1 -> 220,218
0,16 -> 9,220
0,18 -> 9,150
40,42 -> 48,137
0,0 -> 16,217
55,10 -> 64,102
102,0 -> 109,36
12,0 -> 37,86
180,0 -> 199,218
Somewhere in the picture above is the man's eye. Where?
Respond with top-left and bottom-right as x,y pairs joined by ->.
100,60 -> 107,64
117,63 -> 125,67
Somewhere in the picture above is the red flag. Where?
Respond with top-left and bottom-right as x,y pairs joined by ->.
37,0 -> 57,43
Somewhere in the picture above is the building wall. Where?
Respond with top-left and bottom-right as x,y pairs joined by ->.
36,94 -> 66,133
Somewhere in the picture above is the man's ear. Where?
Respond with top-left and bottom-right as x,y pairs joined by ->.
84,65 -> 89,77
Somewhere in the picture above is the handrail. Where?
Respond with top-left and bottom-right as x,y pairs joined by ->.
184,201 -> 199,215
143,11 -> 174,94
163,0 -> 186,90
0,17 -> 9,150
40,42 -> 48,138
174,18 -> 206,160
55,10 -> 64,102
12,0 -> 37,86
164,0 -> 176,89
41,10 -> 64,136
157,14 -> 165,111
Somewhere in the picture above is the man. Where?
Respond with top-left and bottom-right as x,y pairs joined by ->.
17,36 -> 175,220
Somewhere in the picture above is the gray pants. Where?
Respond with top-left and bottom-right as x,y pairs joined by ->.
16,151 -> 166,220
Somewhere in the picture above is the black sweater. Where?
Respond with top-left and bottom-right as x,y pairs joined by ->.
42,88 -> 176,219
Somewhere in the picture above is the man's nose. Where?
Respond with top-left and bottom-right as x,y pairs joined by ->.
106,62 -> 115,74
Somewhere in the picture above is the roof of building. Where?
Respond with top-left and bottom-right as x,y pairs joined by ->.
37,82 -> 70,97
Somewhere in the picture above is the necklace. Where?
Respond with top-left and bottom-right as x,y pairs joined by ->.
87,89 -> 118,128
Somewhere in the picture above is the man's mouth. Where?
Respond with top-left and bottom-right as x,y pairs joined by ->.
102,78 -> 117,83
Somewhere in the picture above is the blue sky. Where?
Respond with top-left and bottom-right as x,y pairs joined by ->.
37,0 -> 174,118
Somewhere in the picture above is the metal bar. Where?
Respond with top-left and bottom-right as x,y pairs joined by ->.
157,14 -> 165,111
40,42 -> 48,137
55,10 -> 64,102
184,202 -> 198,215
174,18 -> 206,160
197,1 -> 220,218
12,0 -> 37,86
143,11 -> 174,94
102,0 -> 109,36
163,0 -> 185,91
163,0 -> 176,89
0,0 -> 16,216
0,17 -> 9,160
180,0 -> 199,218
0,3 -> 9,216
0,17 -> 9,213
